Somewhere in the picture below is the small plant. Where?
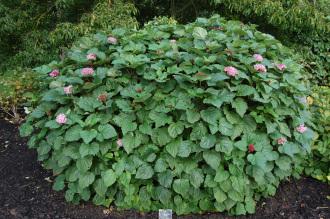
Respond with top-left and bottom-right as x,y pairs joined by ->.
20,15 -> 314,215
0,68 -> 39,123
305,86 -> 330,183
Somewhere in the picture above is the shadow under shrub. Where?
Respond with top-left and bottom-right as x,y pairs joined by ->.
20,15 -> 314,215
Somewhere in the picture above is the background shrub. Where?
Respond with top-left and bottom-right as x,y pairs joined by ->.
20,15 -> 314,215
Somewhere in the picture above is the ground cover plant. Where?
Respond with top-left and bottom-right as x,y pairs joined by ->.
20,15 -> 315,215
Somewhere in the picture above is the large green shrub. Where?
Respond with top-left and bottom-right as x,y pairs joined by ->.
20,15 -> 314,215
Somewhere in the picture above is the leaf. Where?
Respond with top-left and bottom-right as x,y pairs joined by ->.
136,164 -> 154,179
214,188 -> 227,203
186,109 -> 200,123
80,129 -> 98,144
278,122 -> 291,137
65,125 -> 82,142
166,139 -> 181,157
177,140 -> 192,157
80,143 -> 99,157
122,132 -> 141,154
214,170 -> 230,182
157,170 -> 173,188
200,135 -> 216,149
203,151 -> 221,170
20,123 -> 33,137
98,124 -> 117,139
232,98 -> 248,117
102,169 -> 117,187
189,169 -> 204,188
173,179 -> 190,197
193,27 -> 208,39
275,156 -> 291,171
149,111 -> 172,128
53,175 -> 65,191
168,122 -> 184,138
76,157 -> 92,172
94,179 -> 107,196
218,118 -> 234,136
280,142 -> 300,157
79,172 -> 95,188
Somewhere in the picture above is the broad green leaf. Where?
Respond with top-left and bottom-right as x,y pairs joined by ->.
79,172 -> 95,188
193,27 -> 208,39
214,188 -> 227,203
80,143 -> 99,157
136,164 -> 154,179
98,124 -> 117,139
189,169 -> 204,188
186,109 -> 200,123
80,129 -> 98,144
232,98 -> 248,118
200,135 -> 216,149
203,151 -> 221,170
173,179 -> 190,197
168,122 -> 184,138
76,157 -> 92,172
65,125 -> 82,142
102,169 -> 117,187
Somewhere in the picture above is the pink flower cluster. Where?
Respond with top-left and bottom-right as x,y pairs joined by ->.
253,54 -> 263,62
108,36 -> 117,44
116,139 -> 123,147
56,113 -> 67,124
81,67 -> 94,76
87,53 -> 97,61
296,124 -> 307,133
254,64 -> 267,73
49,69 -> 60,77
277,137 -> 287,145
276,63 -> 286,71
63,85 -> 73,94
224,66 -> 238,77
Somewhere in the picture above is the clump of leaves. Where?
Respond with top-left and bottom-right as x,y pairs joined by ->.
0,68 -> 39,122
20,15 -> 314,215
305,86 -> 330,183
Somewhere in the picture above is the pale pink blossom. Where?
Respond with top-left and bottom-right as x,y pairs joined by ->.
277,137 -> 287,145
296,124 -> 307,133
116,139 -> 123,147
49,69 -> 60,77
254,64 -> 267,73
56,113 -> 67,124
224,66 -> 238,77
86,53 -> 97,61
63,85 -> 73,94
81,67 -> 94,76
276,63 -> 286,71
107,36 -> 117,44
170,39 -> 177,44
253,54 -> 263,62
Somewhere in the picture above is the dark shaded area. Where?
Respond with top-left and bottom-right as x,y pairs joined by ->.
0,118 -> 329,219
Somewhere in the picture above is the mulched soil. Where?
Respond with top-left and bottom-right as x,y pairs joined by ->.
0,117 -> 329,219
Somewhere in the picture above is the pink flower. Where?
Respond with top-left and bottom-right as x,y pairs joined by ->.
276,63 -> 286,71
277,137 -> 287,145
87,53 -> 97,61
56,113 -> 67,124
49,69 -> 60,77
81,67 -> 94,76
63,85 -> 73,95
253,54 -> 263,62
107,36 -> 117,44
296,124 -> 307,133
116,139 -> 123,147
254,64 -> 267,73
224,66 -> 238,77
